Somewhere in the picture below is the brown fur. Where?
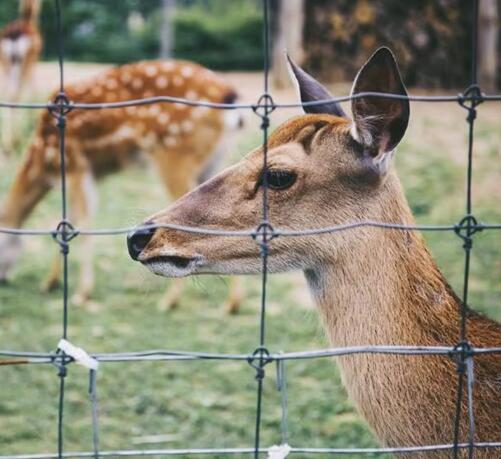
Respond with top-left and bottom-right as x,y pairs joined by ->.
0,0 -> 42,154
137,111 -> 501,458
0,59 -> 239,307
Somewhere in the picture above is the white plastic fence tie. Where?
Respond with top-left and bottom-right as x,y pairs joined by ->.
57,339 -> 99,371
267,444 -> 291,459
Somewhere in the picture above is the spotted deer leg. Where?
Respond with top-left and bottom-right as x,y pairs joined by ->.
41,170 -> 97,305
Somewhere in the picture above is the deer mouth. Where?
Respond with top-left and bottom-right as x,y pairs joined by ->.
140,254 -> 202,278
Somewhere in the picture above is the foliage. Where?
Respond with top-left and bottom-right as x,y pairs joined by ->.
0,0 -> 263,69
172,1 -> 263,70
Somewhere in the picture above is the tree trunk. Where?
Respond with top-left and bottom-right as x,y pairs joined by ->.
478,0 -> 499,92
272,0 -> 305,89
160,0 -> 176,59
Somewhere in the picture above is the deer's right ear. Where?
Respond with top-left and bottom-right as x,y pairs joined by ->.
287,54 -> 346,118
350,47 -> 409,162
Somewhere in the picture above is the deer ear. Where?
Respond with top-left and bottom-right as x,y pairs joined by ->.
350,47 -> 409,163
287,54 -> 346,118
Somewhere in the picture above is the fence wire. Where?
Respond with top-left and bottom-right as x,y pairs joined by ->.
0,0 -> 500,458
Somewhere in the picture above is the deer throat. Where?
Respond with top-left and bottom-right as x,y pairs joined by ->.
304,224 -> 465,448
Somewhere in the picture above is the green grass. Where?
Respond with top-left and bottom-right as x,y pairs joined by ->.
0,91 -> 500,457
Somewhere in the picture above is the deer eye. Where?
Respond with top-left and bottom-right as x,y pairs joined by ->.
260,170 -> 297,190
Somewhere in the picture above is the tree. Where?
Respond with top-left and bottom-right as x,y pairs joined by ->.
160,0 -> 176,59
478,0 -> 499,92
272,0 -> 305,89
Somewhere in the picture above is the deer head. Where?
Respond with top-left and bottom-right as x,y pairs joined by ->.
127,47 -> 410,280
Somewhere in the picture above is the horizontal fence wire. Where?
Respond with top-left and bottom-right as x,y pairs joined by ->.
1,0 -> 500,457
1,345 -> 501,366
2,220 -> 501,237
1,90 -> 501,111
2,442 -> 501,459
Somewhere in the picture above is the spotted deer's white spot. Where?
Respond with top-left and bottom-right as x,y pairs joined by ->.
149,105 -> 161,115
140,131 -> 157,149
125,106 -> 136,115
132,78 -> 143,90
143,90 -> 154,98
156,76 -> 168,89
144,65 -> 158,77
192,101 -> 210,119
174,102 -> 187,111
161,62 -> 174,72
173,75 -> 184,87
32,137 -> 43,148
181,120 -> 194,133
168,123 -> 180,135
120,72 -> 132,84
185,90 -> 198,101
158,113 -> 170,125
83,125 -> 135,149
181,66 -> 194,78
106,79 -> 118,90
119,89 -> 130,99
163,136 -> 178,148
45,147 -> 57,162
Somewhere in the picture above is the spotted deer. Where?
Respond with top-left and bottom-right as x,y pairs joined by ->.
127,48 -> 501,458
0,59 -> 243,309
0,0 -> 42,155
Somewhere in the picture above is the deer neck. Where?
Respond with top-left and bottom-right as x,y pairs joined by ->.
306,172 -> 461,348
303,172 -> 464,446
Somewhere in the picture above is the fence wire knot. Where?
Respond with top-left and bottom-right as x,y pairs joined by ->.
51,350 -> 70,378
454,215 -> 481,250
253,221 -> 277,254
458,85 -> 483,122
52,220 -> 78,254
248,347 -> 273,380
450,341 -> 473,375
253,93 -> 276,129
48,92 -> 73,124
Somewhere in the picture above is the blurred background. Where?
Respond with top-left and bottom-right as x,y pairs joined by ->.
0,0 -> 500,457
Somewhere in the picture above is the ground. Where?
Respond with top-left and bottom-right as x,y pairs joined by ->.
0,63 -> 500,457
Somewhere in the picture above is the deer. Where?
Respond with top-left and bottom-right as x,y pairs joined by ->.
127,48 -> 501,458
0,0 -> 42,155
0,58 -> 244,311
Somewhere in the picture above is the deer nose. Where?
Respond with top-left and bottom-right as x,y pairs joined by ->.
127,226 -> 156,260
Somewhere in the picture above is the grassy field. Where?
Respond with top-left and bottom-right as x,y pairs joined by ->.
0,68 -> 500,458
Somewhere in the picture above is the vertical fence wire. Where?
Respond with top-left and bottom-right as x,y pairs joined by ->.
53,1 -> 69,458
252,1 -> 272,457
452,0 -> 480,458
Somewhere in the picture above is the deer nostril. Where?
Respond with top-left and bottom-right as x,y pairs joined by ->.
127,226 -> 156,261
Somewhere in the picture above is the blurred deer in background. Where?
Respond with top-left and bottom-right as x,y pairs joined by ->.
0,0 -> 42,156
128,48 -> 501,458
0,59 -> 243,310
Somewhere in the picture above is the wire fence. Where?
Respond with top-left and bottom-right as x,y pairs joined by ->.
0,0 -> 500,458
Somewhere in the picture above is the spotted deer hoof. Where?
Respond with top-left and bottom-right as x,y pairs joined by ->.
158,295 -> 180,312
41,277 -> 61,293
72,291 -> 90,306
224,298 -> 241,315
